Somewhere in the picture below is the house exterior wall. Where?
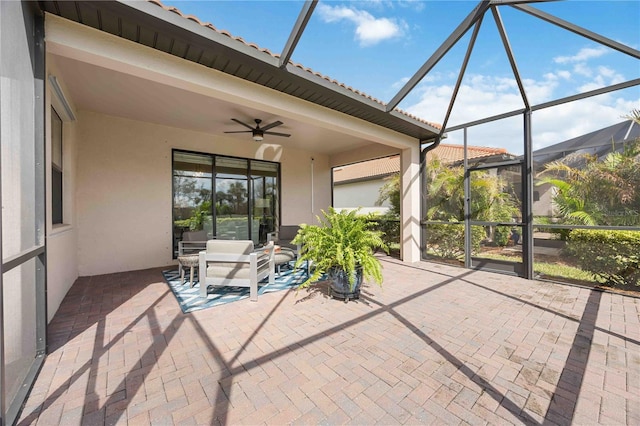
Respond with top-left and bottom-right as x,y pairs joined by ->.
75,111 -> 330,276
334,179 -> 390,214
43,13 -> 416,281
533,183 -> 555,218
46,58 -> 79,322
401,145 -> 421,262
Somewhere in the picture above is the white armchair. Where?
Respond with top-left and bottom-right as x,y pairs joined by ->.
198,240 -> 275,301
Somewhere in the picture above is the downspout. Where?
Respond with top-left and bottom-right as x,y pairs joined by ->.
419,134 -> 446,259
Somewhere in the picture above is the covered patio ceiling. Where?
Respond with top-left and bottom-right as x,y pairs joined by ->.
51,54 -> 378,156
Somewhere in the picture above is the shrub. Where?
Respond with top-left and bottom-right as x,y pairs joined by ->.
494,226 -> 511,247
368,215 -> 400,247
426,223 -> 485,259
567,229 -> 640,287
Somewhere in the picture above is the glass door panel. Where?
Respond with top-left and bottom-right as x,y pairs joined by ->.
251,161 -> 278,245
172,152 -> 281,251
215,157 -> 249,240
468,163 -> 524,274
172,152 -> 213,256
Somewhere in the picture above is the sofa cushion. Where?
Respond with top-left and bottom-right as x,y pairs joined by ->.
207,263 -> 251,279
206,239 -> 253,254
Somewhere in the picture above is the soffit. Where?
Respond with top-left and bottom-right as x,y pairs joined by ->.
51,54 -> 374,155
39,0 -> 441,142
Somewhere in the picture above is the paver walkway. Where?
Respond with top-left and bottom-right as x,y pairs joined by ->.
18,257 -> 640,425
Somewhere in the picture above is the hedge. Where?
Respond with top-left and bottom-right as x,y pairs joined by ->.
367,216 -> 400,247
425,223 -> 485,259
566,229 -> 640,287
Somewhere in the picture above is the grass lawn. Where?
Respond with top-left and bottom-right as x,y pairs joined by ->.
465,251 -> 599,284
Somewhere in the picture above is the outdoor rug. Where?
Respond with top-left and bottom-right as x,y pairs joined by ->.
162,265 -> 309,313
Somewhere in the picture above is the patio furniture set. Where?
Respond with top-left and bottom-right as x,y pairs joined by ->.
176,226 -> 300,301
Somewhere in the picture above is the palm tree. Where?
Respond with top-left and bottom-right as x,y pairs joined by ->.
375,173 -> 400,216
424,157 -> 466,221
537,110 -> 640,226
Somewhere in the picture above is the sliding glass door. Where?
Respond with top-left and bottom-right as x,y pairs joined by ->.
172,152 -> 213,256
215,157 -> 249,241
172,151 -> 279,255
251,161 -> 278,245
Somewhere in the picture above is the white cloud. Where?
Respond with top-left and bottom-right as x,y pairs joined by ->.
399,43 -> 637,155
597,66 -> 625,84
317,4 -> 407,46
573,63 -> 592,77
544,70 -> 571,81
531,96 -> 639,149
557,70 -> 572,80
363,0 -> 426,12
553,46 -> 609,64
578,66 -> 627,93
391,76 -> 410,90
404,71 -> 638,155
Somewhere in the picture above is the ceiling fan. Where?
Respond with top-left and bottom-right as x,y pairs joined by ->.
224,118 -> 291,142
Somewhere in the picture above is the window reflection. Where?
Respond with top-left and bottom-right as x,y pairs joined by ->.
172,151 -> 279,256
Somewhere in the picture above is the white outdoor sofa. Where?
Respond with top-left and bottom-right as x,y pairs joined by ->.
198,240 -> 275,301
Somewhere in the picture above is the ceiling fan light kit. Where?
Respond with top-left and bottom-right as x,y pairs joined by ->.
224,118 -> 290,142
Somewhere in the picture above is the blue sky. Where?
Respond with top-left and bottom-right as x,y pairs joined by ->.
169,0 -> 639,154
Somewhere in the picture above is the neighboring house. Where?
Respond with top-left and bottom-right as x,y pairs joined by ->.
333,144 -> 514,213
333,156 -> 400,214
532,119 -> 640,218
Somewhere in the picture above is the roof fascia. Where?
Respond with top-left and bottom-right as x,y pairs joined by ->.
334,173 -> 396,186
114,0 -> 439,138
117,1 -> 280,66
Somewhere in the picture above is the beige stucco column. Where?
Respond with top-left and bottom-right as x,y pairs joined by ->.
400,144 -> 421,263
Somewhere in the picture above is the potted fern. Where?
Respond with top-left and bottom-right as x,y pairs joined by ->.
292,208 -> 388,301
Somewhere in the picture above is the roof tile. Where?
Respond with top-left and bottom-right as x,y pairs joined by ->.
334,144 -> 510,183
148,0 -> 441,130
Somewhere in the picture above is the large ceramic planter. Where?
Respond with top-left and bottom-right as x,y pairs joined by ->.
327,266 -> 363,302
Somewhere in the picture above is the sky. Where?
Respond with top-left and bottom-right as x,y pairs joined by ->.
167,0 -> 639,154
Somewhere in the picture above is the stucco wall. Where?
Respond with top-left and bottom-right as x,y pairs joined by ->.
76,111 -> 330,276
46,58 -> 79,322
333,179 -> 390,214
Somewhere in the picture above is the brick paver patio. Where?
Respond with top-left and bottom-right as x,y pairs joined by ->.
17,257 -> 640,425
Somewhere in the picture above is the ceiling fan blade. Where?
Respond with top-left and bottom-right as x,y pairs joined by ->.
230,118 -> 255,130
224,130 -> 253,134
264,131 -> 291,137
260,121 -> 283,131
